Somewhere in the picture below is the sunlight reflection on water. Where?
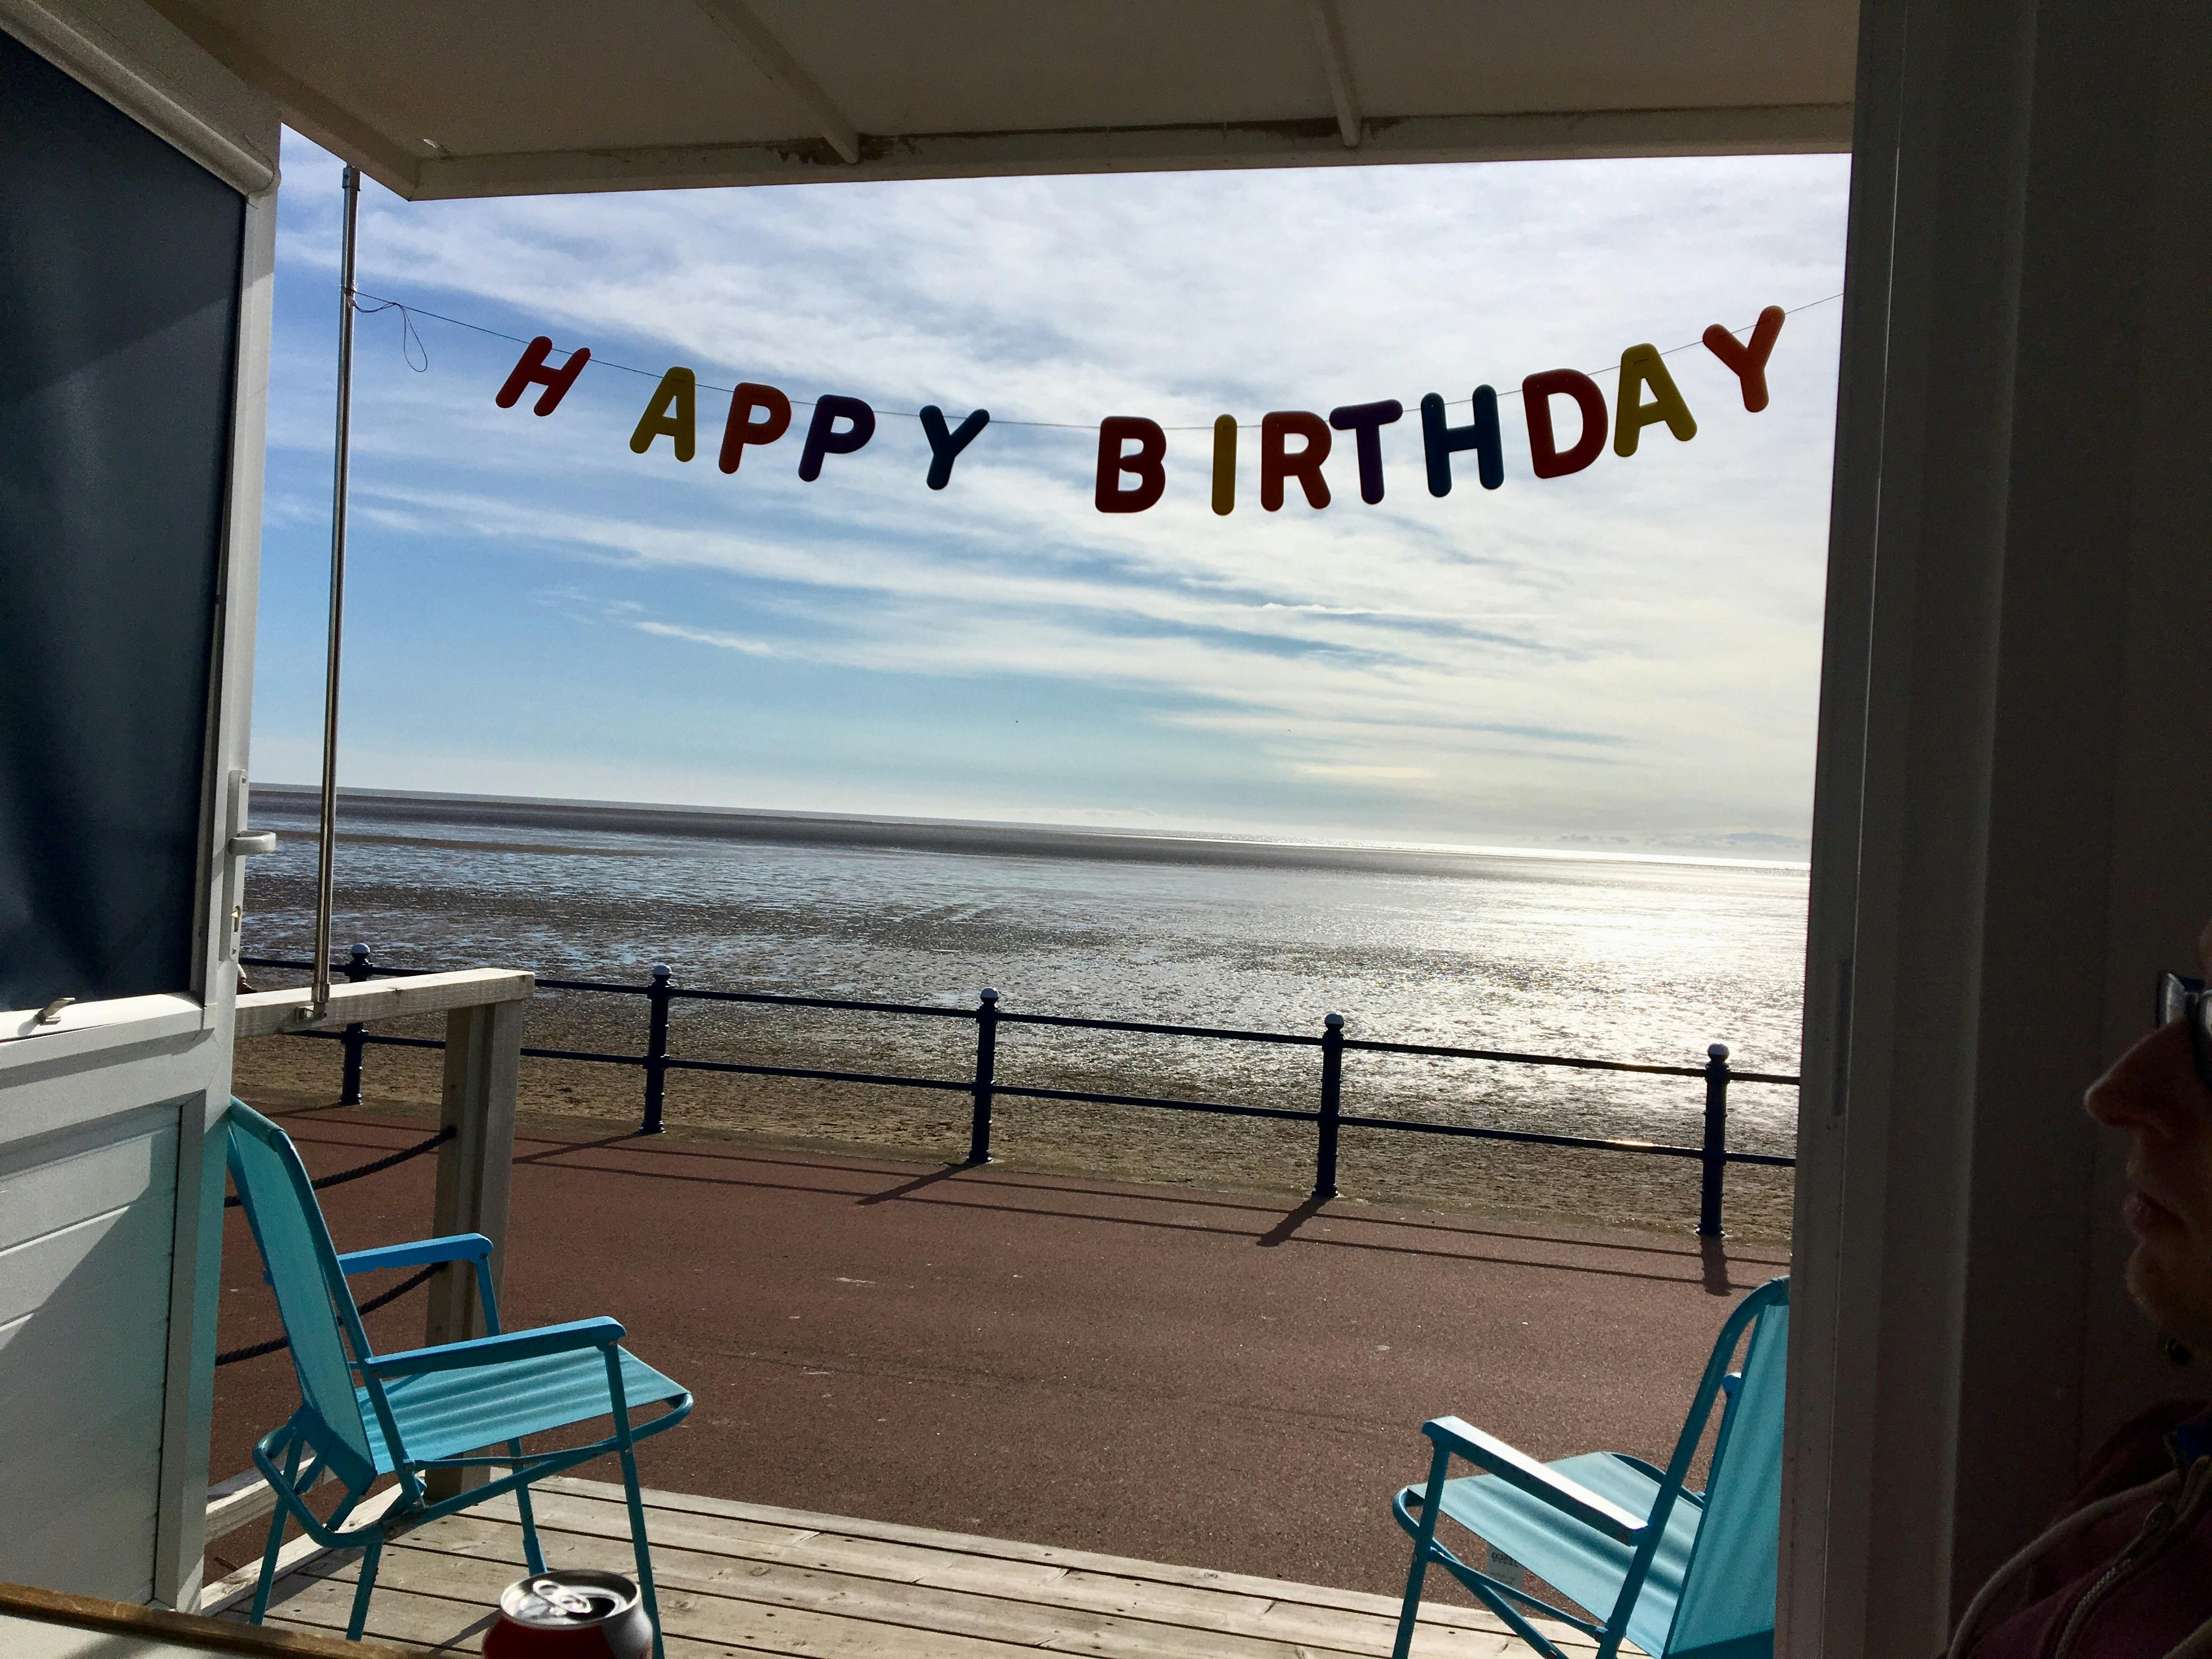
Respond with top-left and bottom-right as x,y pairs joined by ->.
244,798 -> 1807,1155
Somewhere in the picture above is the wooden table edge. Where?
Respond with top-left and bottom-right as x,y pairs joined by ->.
0,1581 -> 410,1658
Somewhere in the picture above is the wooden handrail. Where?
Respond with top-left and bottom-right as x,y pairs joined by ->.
234,968 -> 532,1037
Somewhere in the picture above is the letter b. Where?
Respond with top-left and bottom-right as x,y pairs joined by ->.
1096,417 -> 1166,513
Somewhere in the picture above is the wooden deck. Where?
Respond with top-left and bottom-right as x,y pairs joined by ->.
206,1477 -> 1598,1658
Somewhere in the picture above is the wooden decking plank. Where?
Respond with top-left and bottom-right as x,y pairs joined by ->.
270,1538 -> 1068,1659
390,1510 -> 1524,1659
543,1479 -> 1517,1634
217,1484 -> 1599,1658
486,1491 -> 1539,1658
250,1573 -> 746,1657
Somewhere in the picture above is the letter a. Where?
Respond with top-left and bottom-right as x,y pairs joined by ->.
1613,346 -> 1697,458
630,368 -> 697,461
1703,306 -> 1787,412
495,336 -> 591,415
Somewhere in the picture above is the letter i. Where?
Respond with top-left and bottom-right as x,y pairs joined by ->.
1212,416 -> 1237,516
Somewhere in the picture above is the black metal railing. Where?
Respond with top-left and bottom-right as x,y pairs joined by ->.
241,947 -> 1798,1237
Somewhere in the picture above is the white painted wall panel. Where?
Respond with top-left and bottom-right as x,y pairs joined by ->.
0,1107 -> 178,1601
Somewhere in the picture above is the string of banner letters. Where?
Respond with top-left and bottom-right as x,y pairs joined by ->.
487,302 -> 1797,515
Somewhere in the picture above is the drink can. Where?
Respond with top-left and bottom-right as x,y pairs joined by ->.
483,1570 -> 653,1658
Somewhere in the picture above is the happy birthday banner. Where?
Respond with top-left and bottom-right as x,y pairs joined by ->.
492,304 -> 1787,514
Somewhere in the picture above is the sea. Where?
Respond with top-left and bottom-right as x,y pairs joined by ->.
242,788 -> 1808,1156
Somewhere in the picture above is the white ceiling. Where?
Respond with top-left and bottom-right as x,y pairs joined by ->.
145,0 -> 1858,200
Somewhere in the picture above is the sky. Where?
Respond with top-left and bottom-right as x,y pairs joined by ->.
252,132 -> 1850,857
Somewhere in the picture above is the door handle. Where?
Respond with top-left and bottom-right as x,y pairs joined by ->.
229,830 -> 278,857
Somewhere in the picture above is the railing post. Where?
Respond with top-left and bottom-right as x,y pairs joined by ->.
424,992 -> 522,1500
967,988 -> 998,1166
1314,1012 -> 1344,1200
642,964 -> 671,1136
1699,1042 -> 1730,1238
337,941 -> 373,1105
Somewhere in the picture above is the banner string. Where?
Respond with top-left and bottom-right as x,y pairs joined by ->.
351,287 -> 1844,432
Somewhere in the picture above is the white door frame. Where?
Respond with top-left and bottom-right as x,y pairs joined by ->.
1782,0 -> 2211,1649
0,0 -> 278,1609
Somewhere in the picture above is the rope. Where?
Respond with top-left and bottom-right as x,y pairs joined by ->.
213,1263 -> 442,1367
223,1127 -> 454,1208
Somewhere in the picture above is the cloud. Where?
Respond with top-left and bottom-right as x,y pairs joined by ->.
253,132 -> 1848,850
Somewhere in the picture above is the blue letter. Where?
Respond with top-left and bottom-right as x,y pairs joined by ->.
1420,388 -> 1503,495
798,394 -> 876,481
918,405 -> 990,490
1328,400 -> 1403,505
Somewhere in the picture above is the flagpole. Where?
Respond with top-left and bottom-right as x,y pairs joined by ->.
311,164 -> 360,1016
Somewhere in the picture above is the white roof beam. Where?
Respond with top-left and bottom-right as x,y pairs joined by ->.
1307,0 -> 1361,149
691,0 -> 860,163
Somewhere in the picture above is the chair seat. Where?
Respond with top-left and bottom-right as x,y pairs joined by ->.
358,1345 -> 686,1470
1415,1453 -> 1704,1658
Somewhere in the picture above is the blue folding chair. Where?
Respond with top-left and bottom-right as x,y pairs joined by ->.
1390,1276 -> 1788,1659
223,1099 -> 692,1655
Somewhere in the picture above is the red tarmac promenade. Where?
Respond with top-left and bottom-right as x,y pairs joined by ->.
210,1105 -> 1790,1599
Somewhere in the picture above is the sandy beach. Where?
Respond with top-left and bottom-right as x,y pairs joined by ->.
231,1008 -> 1797,1243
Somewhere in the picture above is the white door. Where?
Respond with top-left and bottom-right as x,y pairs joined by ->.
0,0 -> 278,1610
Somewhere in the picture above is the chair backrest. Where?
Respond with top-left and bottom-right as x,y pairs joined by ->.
224,1101 -> 377,1491
1662,1277 -> 1790,1659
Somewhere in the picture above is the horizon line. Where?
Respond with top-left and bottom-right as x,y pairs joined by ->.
252,780 -> 1814,874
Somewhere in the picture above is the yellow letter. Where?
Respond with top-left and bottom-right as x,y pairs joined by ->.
630,367 -> 697,461
1613,346 -> 1696,458
1211,415 -> 1237,516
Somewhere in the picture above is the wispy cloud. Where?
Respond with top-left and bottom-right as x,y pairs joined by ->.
252,133 -> 1846,853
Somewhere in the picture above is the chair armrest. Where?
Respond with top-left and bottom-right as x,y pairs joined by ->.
361,1317 -> 626,1379
1422,1417 -> 1647,1543
338,1233 -> 494,1275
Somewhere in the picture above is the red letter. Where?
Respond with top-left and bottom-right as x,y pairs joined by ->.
1096,417 -> 1166,513
1260,411 -> 1331,510
719,382 -> 793,473
494,336 -> 590,415
1702,306 -> 1786,412
1521,370 -> 1607,479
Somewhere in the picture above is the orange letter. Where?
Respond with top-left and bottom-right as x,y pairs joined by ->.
495,335 -> 590,415
1260,411 -> 1331,510
1702,306 -> 1786,412
718,382 -> 793,473
1096,417 -> 1166,513
1521,370 -> 1607,480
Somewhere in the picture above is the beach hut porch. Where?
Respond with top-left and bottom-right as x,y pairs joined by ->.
206,1475 -> 1600,1658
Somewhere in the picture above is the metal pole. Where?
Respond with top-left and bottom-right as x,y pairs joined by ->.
311,165 -> 362,1015
1314,1012 -> 1344,1199
1699,1042 -> 1731,1237
642,965 -> 672,1135
967,988 -> 998,1165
